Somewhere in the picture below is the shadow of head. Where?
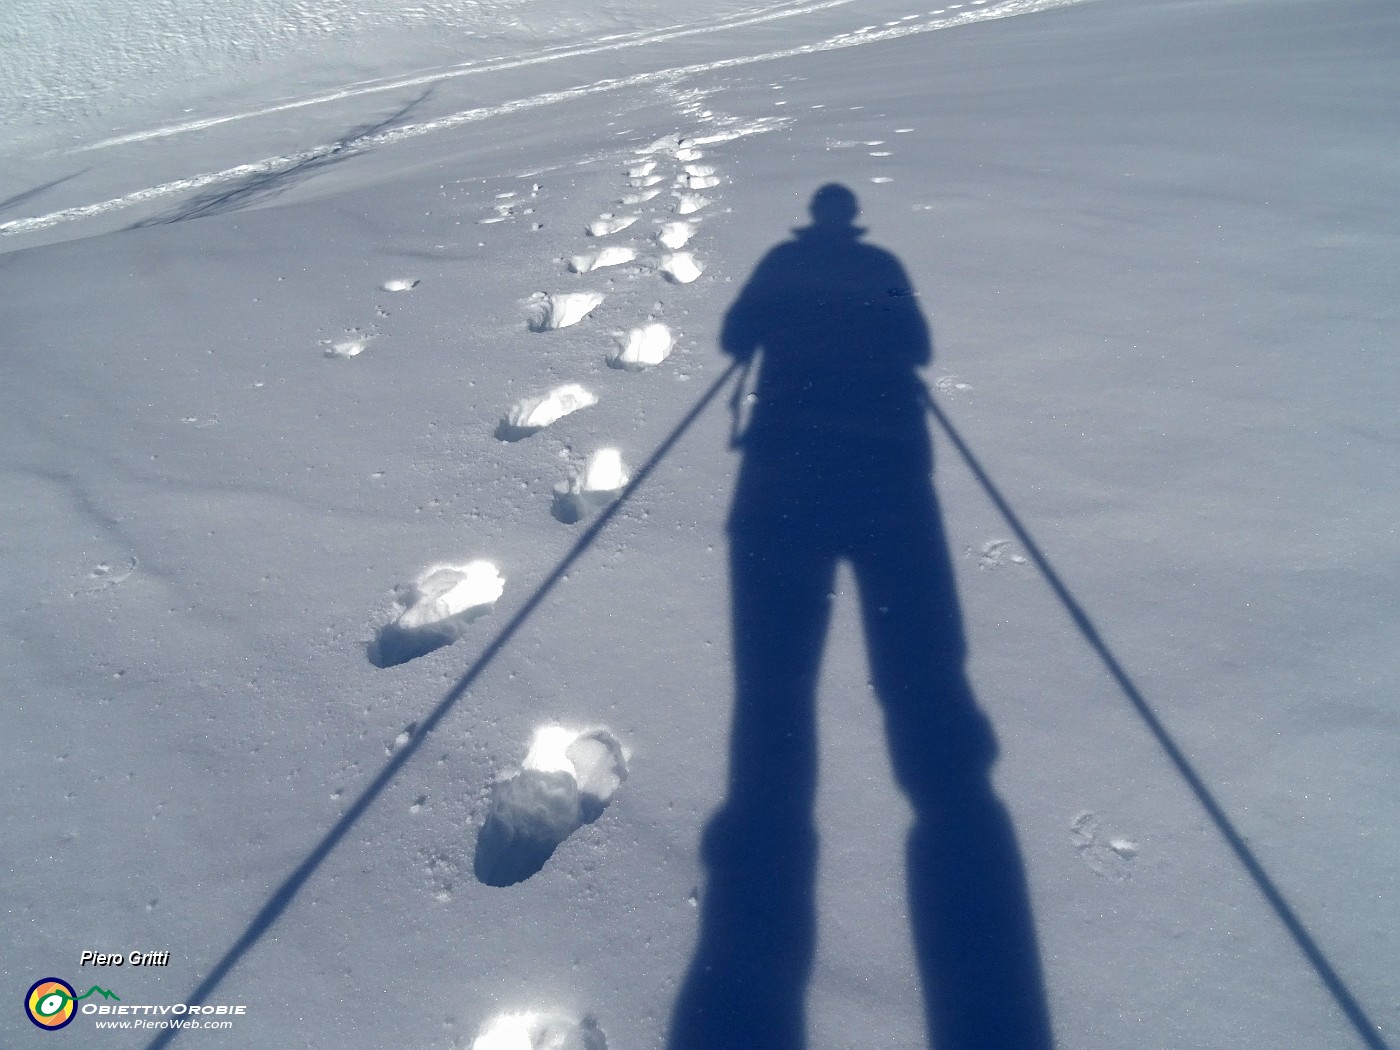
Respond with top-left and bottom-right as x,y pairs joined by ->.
808,182 -> 860,227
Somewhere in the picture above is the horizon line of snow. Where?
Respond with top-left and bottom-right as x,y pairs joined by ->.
72,0 -> 859,153
1,0 -> 1086,240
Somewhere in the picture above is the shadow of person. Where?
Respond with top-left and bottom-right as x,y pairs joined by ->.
668,185 -> 1055,1050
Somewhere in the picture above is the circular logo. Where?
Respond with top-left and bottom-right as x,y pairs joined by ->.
26,978 -> 77,1030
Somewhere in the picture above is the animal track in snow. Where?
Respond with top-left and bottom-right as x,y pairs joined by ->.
653,251 -> 704,284
627,160 -> 657,178
628,174 -> 665,188
525,291 -> 605,331
497,383 -> 599,441
380,278 -> 419,292
1070,811 -> 1139,880
473,1012 -> 608,1050
586,213 -> 639,237
552,448 -> 629,524
567,245 -> 637,273
655,221 -> 695,250
474,725 -> 628,887
369,560 -> 505,668
608,322 -> 674,370
618,189 -> 662,205
972,538 -> 1028,570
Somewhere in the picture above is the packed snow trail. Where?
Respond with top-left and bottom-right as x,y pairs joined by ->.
0,0 -> 1084,240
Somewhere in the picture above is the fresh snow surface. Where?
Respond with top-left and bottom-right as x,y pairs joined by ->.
3,0 -> 1399,1048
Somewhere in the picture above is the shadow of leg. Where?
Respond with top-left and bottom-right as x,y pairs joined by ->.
854,492 -> 1055,1050
668,538 -> 834,1050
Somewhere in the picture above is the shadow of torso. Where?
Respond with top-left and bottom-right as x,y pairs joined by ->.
727,225 -> 937,551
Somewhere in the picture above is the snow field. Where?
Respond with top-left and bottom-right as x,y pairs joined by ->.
5,1 -> 1396,1047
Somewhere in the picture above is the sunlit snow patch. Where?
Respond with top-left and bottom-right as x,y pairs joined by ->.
380,278 -> 419,291
608,322 -> 674,370
567,245 -> 637,273
369,561 -> 504,668
497,383 -> 598,441
551,448 -> 629,524
474,726 -> 628,887
525,291 -> 605,331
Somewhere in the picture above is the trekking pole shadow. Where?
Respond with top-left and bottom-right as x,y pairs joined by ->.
920,384 -> 1391,1050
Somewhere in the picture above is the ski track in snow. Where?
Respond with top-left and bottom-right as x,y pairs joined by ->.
1,0 -> 1086,239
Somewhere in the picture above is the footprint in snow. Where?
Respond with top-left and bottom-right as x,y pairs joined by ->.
474,1012 -> 608,1050
673,193 -> 710,215
586,213 -> 639,237
567,245 -> 637,273
324,337 -> 370,358
74,555 -> 138,597
608,322 -> 674,370
525,291 -> 605,331
971,538 -> 1028,570
935,374 -> 972,394
552,448 -> 629,524
369,560 -> 505,668
381,278 -> 419,292
496,383 -> 598,441
655,221 -> 696,250
474,725 -> 628,887
676,171 -> 721,191
1070,811 -> 1139,880
652,251 -> 704,285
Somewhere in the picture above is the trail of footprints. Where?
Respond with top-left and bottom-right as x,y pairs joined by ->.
347,133 -> 724,1042
362,141 -> 721,864
365,129 -> 722,653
